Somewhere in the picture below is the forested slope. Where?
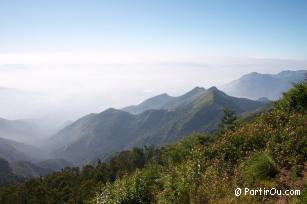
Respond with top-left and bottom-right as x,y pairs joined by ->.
0,82 -> 306,204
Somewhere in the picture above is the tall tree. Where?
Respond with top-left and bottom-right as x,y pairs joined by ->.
218,108 -> 238,134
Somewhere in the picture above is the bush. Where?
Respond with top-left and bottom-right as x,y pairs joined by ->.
161,133 -> 208,164
296,184 -> 307,204
275,82 -> 307,113
96,165 -> 161,204
242,152 -> 278,185
218,108 -> 239,134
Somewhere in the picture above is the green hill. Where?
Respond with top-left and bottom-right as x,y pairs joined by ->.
123,87 -> 206,114
0,82 -> 305,203
48,87 -> 265,165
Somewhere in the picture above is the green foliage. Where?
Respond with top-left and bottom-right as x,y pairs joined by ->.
265,111 -> 307,166
296,184 -> 307,204
0,147 -> 158,203
218,107 -> 239,134
0,158 -> 23,187
291,165 -> 299,185
96,165 -> 161,204
94,84 -> 307,204
1,84 -> 306,203
275,82 -> 307,113
241,152 -> 278,185
161,133 -> 208,164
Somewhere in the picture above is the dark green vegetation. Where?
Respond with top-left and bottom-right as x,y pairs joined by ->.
8,159 -> 73,179
0,158 -> 23,187
1,69 -> 304,180
0,82 -> 306,203
0,147 -> 160,203
0,157 -> 74,185
0,136 -> 73,180
93,82 -> 307,203
48,87 -> 266,165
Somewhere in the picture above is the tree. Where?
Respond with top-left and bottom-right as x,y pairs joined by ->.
218,108 -> 238,134
275,82 -> 307,113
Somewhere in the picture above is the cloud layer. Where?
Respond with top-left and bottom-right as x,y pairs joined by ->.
0,57 -> 306,122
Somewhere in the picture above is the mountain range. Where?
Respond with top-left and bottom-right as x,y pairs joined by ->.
220,70 -> 306,100
48,87 -> 266,165
10,159 -> 73,178
0,137 -> 46,162
123,87 -> 206,114
0,117 -> 44,145
0,70 -> 305,175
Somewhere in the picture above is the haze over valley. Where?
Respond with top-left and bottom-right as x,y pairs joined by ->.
0,1 -> 306,203
0,68 -> 305,168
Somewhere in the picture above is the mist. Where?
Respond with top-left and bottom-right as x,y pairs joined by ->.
0,57 -> 306,124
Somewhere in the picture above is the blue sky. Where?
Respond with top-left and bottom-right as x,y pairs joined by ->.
0,0 -> 307,120
1,0 -> 306,61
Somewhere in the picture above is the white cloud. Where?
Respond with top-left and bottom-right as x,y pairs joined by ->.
0,56 -> 306,122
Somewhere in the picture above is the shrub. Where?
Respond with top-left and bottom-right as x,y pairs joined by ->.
296,184 -> 307,204
275,82 -> 307,113
242,152 -> 278,185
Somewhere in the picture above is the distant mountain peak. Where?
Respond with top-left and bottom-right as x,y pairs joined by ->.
191,86 -> 205,91
206,86 -> 228,99
179,86 -> 205,98
104,108 -> 118,112
240,72 -> 261,80
250,71 -> 259,75
276,70 -> 306,78
48,86 -> 266,165
278,70 -> 292,74
122,87 -> 206,114
208,86 -> 218,91
139,93 -> 172,104
207,86 -> 224,94
100,108 -> 128,116
220,69 -> 307,100
158,93 -> 169,97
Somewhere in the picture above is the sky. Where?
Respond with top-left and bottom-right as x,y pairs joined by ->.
1,0 -> 306,60
0,0 -> 306,121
